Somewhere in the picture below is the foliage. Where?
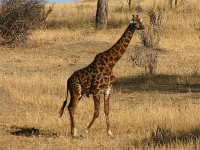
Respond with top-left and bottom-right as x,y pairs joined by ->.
131,8 -> 164,75
0,0 -> 50,46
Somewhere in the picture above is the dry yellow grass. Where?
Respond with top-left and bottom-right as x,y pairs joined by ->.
0,0 -> 200,150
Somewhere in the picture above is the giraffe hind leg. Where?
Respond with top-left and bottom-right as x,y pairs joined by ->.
68,94 -> 80,137
66,79 -> 82,137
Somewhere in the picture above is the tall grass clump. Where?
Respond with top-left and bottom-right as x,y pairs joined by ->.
194,21 -> 200,40
46,3 -> 96,29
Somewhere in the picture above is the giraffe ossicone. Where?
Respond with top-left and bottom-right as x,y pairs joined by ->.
59,15 -> 144,138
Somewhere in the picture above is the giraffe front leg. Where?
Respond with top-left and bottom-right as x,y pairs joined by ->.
83,94 -> 100,135
104,88 -> 114,138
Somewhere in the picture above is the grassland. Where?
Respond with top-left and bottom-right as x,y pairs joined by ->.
0,0 -> 200,149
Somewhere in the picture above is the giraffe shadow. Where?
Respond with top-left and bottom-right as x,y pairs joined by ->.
113,74 -> 200,94
9,126 -> 59,138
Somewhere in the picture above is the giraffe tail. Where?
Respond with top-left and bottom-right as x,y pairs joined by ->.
59,84 -> 69,117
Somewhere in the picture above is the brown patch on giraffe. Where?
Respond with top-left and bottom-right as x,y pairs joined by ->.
98,66 -> 105,71
103,56 -> 109,63
103,77 -> 109,83
114,54 -> 122,62
124,38 -> 130,43
103,67 -> 110,74
109,55 -> 114,61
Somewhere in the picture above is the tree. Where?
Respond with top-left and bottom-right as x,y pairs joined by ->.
96,0 -> 108,29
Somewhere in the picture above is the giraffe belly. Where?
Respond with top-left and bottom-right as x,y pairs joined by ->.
82,81 -> 110,96
81,82 -> 93,97
79,72 -> 115,97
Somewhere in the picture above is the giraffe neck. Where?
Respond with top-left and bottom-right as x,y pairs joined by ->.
104,25 -> 135,68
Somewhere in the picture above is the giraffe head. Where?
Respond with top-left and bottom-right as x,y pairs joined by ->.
130,15 -> 144,31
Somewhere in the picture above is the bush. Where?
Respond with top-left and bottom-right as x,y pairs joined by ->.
0,0 -> 48,45
131,8 -> 164,75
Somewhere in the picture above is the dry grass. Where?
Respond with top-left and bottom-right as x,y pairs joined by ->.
0,0 -> 200,150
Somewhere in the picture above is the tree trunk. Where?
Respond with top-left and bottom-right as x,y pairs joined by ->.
96,0 -> 108,30
175,0 -> 178,7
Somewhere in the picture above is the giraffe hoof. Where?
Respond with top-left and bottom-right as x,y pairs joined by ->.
108,130 -> 115,138
85,129 -> 89,134
80,129 -> 89,138
72,128 -> 78,137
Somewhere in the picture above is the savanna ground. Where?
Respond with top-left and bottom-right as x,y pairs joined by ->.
0,0 -> 200,149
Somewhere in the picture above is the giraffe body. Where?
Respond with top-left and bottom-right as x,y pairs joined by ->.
59,15 -> 144,137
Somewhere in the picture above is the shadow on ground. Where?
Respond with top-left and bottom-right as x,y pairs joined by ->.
132,126 -> 200,148
113,74 -> 200,94
10,126 -> 59,138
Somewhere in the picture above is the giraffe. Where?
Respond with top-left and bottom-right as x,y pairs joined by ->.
59,15 -> 144,138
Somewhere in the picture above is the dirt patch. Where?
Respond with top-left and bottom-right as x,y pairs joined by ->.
64,41 -> 112,53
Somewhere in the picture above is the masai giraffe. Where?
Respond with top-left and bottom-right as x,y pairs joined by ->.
59,15 -> 144,138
